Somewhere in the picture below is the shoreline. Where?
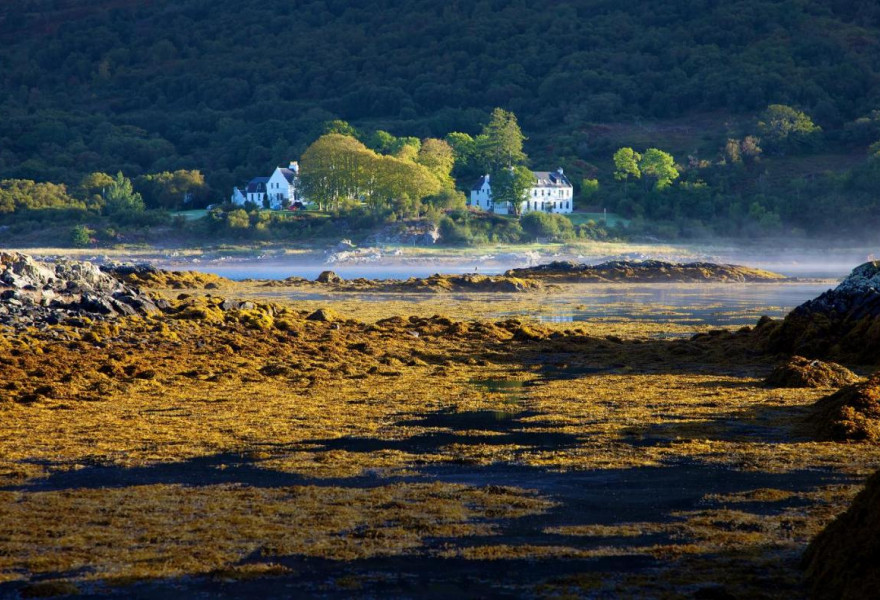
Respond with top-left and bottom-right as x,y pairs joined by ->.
4,239 -> 875,279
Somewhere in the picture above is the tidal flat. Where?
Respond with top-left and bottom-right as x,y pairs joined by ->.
1,274 -> 877,599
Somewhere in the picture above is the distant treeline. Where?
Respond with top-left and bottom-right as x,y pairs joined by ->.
1,0 -> 879,192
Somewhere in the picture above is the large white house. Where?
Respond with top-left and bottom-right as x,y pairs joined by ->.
469,168 -> 574,215
232,162 -> 303,210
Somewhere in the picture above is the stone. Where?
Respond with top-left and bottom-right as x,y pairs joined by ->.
316,271 -> 343,284
306,308 -> 340,322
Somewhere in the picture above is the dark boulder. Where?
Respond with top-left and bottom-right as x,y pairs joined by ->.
316,271 -> 344,284
769,261 -> 880,363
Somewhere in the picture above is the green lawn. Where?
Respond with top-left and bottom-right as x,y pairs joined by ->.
566,211 -> 629,228
170,210 -> 208,221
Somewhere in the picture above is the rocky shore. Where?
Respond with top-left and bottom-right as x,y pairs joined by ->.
769,260 -> 880,363
0,252 -> 160,330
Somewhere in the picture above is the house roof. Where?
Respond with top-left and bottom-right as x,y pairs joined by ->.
533,170 -> 572,188
246,177 -> 269,194
470,175 -> 489,191
276,167 -> 297,184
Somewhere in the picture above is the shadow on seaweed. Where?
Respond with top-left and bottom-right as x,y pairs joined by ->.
619,403 -> 813,446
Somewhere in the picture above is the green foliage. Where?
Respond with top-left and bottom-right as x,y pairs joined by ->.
324,120 -> 359,138
69,224 -> 94,248
136,170 -> 207,210
300,133 -> 442,218
0,0 -> 878,203
103,172 -> 144,215
612,148 -> 641,198
639,149 -> 679,191
490,166 -> 533,216
476,109 -> 527,172
0,180 -> 82,213
225,209 -> 250,229
423,187 -> 467,212
580,178 -> 599,201
520,212 -> 575,241
757,104 -> 822,155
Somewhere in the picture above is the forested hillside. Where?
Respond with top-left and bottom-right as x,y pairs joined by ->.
1,0 -> 880,236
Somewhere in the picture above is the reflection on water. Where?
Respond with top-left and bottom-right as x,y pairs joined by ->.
497,283 -> 833,327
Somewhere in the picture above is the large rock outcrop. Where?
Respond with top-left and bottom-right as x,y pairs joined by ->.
769,261 -> 880,363
505,260 -> 785,283
803,469 -> 880,600
0,252 -> 160,328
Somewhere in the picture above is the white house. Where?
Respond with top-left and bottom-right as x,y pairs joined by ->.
469,168 -> 574,215
232,161 -> 304,210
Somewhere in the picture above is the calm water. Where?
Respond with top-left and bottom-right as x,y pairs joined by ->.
497,282 -> 833,326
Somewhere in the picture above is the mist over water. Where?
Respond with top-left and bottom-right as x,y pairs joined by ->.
155,241 -> 878,281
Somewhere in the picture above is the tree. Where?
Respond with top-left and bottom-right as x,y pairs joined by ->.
137,170 -> 207,210
77,172 -> 114,207
0,180 -> 81,213
300,134 -> 374,211
724,139 -> 742,165
70,224 -> 94,247
103,172 -> 144,214
366,130 -> 397,154
491,166 -> 533,216
581,178 -> 599,202
740,136 -> 762,163
757,105 -> 822,155
390,136 -> 421,159
639,148 -> 679,191
417,138 -> 455,187
323,119 -> 359,138
476,108 -> 527,172
612,147 -> 641,197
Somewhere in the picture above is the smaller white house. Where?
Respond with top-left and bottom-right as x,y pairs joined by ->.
244,177 -> 269,207
470,174 -> 493,210
469,168 -> 573,215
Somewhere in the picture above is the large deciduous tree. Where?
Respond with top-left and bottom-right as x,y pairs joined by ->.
136,170 -> 207,210
757,104 -> 822,155
416,138 -> 455,187
491,166 -> 534,216
639,148 -> 679,191
300,134 -> 374,211
613,147 -> 641,197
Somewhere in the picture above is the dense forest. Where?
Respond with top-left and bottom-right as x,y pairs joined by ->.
1,0 -> 880,238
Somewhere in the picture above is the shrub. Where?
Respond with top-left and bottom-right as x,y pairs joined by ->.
70,224 -> 94,247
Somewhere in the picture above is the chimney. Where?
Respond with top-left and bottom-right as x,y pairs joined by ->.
557,167 -> 564,175
289,161 -> 299,173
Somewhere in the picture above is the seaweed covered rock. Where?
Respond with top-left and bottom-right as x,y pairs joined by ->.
104,263 -> 231,290
398,274 -> 540,293
505,260 -> 784,283
769,261 -> 880,363
808,373 -> 880,442
764,356 -> 861,388
306,308 -> 341,322
803,469 -> 880,600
